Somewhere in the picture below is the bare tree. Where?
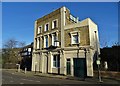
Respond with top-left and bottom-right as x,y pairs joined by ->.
3,38 -> 18,49
2,38 -> 24,68
18,41 -> 26,48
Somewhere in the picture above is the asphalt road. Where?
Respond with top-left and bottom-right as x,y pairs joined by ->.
2,70 -> 120,85
2,70 -> 91,84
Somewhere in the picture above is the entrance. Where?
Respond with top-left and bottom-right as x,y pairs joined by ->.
73,58 -> 87,78
66,59 -> 71,75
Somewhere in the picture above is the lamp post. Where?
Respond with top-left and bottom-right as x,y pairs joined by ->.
94,31 -> 102,83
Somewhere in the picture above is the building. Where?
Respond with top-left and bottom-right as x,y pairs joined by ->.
20,43 -> 33,71
32,6 -> 100,78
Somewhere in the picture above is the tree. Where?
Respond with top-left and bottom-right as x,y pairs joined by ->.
3,38 -> 18,49
18,41 -> 26,48
2,38 -> 25,68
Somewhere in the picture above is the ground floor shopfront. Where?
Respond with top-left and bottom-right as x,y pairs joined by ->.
32,47 -> 95,78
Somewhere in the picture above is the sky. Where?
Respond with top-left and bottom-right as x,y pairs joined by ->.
2,2 -> 118,48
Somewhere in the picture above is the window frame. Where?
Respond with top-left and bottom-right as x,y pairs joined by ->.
44,23 -> 49,31
70,31 -> 80,45
52,34 -> 57,46
71,34 -> 78,44
37,25 -> 42,34
44,36 -> 49,48
53,55 -> 60,68
52,19 -> 58,29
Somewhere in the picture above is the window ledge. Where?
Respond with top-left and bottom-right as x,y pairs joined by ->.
71,43 -> 79,45
52,67 -> 60,69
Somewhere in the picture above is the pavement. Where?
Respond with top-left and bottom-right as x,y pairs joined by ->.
2,69 -> 120,85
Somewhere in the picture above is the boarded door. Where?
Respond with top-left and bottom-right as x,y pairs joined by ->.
73,58 -> 86,78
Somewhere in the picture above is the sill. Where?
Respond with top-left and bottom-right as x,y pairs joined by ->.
44,30 -> 49,32
43,47 -> 49,49
37,33 -> 42,35
52,27 -> 58,29
71,43 -> 79,45
52,67 -> 60,69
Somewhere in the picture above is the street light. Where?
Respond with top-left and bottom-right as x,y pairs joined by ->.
94,31 -> 103,83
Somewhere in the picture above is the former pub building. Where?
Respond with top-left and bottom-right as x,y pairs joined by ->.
32,6 -> 100,78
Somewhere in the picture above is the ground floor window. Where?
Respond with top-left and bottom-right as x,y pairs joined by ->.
53,55 -> 60,68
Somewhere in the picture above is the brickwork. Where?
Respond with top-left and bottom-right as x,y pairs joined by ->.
64,26 -> 90,47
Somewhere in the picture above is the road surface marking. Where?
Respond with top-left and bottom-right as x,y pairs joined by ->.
36,81 -> 40,82
21,78 -> 40,82
21,79 -> 27,80
20,82 -> 24,84
27,79 -> 34,81
10,81 -> 13,82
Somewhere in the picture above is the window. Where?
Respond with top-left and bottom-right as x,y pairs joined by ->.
37,38 -> 40,49
24,52 -> 27,55
44,36 -> 48,48
52,19 -> 58,29
53,55 -> 60,68
72,34 -> 78,44
44,23 -> 49,31
28,48 -> 31,52
28,52 -> 31,55
52,34 -> 57,46
38,26 -> 42,34
70,31 -> 80,44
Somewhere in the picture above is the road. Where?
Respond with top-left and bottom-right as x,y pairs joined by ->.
2,70 -> 120,85
2,70 -> 91,84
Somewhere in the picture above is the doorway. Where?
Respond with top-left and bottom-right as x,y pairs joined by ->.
66,58 -> 71,75
73,58 -> 87,78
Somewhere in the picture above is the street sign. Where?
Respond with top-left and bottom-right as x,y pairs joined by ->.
96,60 -> 100,65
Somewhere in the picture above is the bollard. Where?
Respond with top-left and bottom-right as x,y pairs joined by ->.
25,67 -> 27,74
18,64 -> 20,72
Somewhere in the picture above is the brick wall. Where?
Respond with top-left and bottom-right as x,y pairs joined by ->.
64,26 -> 90,47
94,71 -> 120,79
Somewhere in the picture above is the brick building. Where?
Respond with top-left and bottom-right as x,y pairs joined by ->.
32,6 -> 100,78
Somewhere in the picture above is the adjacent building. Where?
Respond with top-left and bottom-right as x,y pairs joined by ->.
32,6 -> 100,78
20,43 -> 33,71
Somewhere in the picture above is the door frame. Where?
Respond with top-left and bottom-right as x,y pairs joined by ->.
73,58 -> 87,78
66,58 -> 71,75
